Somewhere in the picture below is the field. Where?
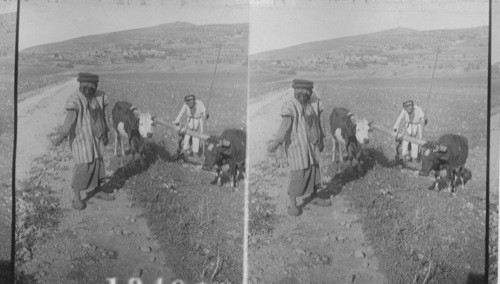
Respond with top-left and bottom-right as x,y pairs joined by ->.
14,20 -> 249,283
17,65 -> 73,99
322,76 -> 486,283
247,24 -> 490,283
249,41 -> 488,282
12,18 -> 495,282
100,67 -> 248,282
14,65 -> 247,283
248,70 -> 290,102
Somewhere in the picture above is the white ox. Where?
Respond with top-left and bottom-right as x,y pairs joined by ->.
111,101 -> 155,165
329,107 -> 371,172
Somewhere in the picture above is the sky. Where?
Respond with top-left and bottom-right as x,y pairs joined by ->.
250,0 -> 490,55
3,0 -> 497,61
16,0 -> 249,51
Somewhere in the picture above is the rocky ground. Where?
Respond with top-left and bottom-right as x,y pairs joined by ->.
247,89 -> 387,284
16,80 -> 175,283
247,85 -> 487,283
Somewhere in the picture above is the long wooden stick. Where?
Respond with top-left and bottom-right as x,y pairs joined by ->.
207,42 -> 223,111
371,123 -> 427,145
425,46 -> 440,120
155,118 -> 211,140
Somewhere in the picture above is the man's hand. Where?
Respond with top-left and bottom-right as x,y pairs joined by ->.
54,135 -> 65,146
267,141 -> 280,153
178,126 -> 187,136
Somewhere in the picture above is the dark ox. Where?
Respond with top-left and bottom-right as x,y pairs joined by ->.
202,129 -> 246,188
329,107 -> 372,172
419,133 -> 469,192
112,101 -> 155,166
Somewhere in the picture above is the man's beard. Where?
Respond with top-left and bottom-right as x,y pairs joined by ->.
81,89 -> 96,98
296,94 -> 311,104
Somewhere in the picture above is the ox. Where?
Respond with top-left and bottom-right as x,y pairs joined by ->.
112,101 -> 155,166
418,133 -> 469,193
202,129 -> 246,188
329,107 -> 371,172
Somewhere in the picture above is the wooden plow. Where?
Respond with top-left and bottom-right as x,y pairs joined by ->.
370,123 -> 447,152
371,123 -> 426,145
154,118 -> 211,140
154,119 -> 447,154
153,118 -> 211,163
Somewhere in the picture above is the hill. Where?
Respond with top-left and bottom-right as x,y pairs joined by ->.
20,21 -> 249,67
250,26 -> 488,75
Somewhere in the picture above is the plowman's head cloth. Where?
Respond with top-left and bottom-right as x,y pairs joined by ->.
77,73 -> 99,84
184,94 -> 196,102
292,79 -> 314,90
403,100 -> 414,107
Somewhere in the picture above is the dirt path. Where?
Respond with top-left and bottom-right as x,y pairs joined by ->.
248,88 -> 387,284
16,80 -> 176,283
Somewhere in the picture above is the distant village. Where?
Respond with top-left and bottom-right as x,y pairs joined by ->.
255,48 -> 486,74
19,26 -> 249,68
252,27 -> 488,74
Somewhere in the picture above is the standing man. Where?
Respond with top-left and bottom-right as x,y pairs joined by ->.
54,73 -> 115,210
268,79 -> 331,217
392,100 -> 427,163
173,94 -> 209,156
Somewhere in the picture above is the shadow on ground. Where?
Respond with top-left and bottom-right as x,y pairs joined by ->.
100,140 -> 175,194
466,273 -> 484,284
317,146 -> 394,201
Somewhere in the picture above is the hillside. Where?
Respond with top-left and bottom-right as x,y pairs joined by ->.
20,21 -> 249,67
250,26 -> 488,75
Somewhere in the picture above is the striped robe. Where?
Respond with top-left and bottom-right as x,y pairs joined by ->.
280,94 -> 323,171
65,90 -> 108,164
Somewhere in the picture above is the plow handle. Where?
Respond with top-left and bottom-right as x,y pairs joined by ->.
371,123 -> 427,146
155,118 -> 211,140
